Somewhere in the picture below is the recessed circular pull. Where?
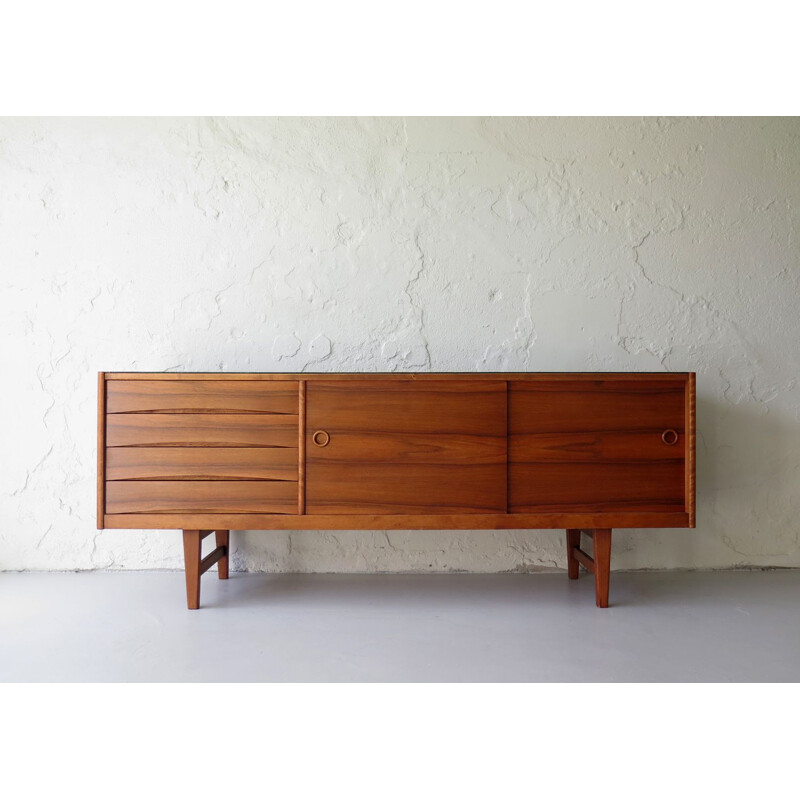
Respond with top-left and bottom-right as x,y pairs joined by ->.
312,430 -> 330,447
661,429 -> 679,446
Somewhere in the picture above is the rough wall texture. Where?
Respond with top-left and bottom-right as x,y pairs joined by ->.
1,116 -> 799,572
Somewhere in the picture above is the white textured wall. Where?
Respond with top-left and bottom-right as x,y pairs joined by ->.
1,116 -> 799,573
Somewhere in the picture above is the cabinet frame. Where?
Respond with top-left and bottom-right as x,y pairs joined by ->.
97,372 -> 696,609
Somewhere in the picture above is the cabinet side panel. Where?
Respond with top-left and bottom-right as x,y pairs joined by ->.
97,372 -> 106,529
298,380 -> 306,514
686,373 -> 696,525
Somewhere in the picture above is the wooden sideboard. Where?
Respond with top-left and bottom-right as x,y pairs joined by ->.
97,372 -> 696,609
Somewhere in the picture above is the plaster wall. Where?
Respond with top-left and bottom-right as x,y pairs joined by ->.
1,116 -> 799,572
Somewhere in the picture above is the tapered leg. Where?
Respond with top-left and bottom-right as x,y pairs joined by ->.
566,529 -> 581,579
215,530 -> 230,580
593,528 -> 612,608
183,529 -> 202,610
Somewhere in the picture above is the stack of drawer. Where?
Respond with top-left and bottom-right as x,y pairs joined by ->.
104,380 -> 300,514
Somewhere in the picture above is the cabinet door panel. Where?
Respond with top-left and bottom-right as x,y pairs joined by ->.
308,463 -> 505,514
510,431 -> 684,463
509,379 -> 686,434
510,462 -> 685,513
509,379 -> 686,513
306,381 -> 507,514
307,380 -> 507,435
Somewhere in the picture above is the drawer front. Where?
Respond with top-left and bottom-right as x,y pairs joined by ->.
106,480 -> 297,514
306,380 -> 507,514
509,379 -> 687,513
102,379 -> 301,518
106,380 -> 298,414
106,413 -> 298,448
106,447 -> 298,481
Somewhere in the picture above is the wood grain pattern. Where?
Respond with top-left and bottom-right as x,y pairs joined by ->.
308,432 -> 507,464
199,546 -> 227,575
509,378 -> 688,514
306,380 -> 507,435
566,529 -> 581,579
98,373 -> 695,533
306,464 -> 507,514
105,372 -> 690,382
510,380 -> 686,434
510,462 -> 685,513
298,381 -> 306,514
106,480 -> 297,514
592,528 -> 612,608
106,413 -> 298,448
183,530 -> 202,610
686,372 -> 696,526
106,380 -> 298,414
509,431 -> 685,462
216,530 -> 229,580
103,511 -> 692,530
572,544 -> 595,573
98,372 -> 696,610
306,380 -> 507,514
97,372 -> 106,529
105,447 -> 298,481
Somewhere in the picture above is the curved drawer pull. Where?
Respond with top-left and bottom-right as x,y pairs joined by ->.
312,430 -> 330,447
661,429 -> 679,446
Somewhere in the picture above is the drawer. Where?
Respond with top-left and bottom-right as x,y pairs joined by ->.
106,447 -> 298,481
106,380 -> 298,414
106,480 -> 297,514
106,413 -> 298,448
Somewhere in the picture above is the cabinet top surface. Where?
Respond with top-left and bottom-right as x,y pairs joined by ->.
103,372 -> 693,381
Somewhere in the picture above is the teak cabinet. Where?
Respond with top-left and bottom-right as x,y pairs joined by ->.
97,372 -> 696,609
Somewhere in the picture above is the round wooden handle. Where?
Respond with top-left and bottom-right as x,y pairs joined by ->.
312,430 -> 330,447
661,429 -> 679,446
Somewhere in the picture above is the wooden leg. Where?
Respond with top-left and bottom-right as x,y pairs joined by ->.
183,529 -> 202,610
566,529 -> 581,579
215,530 -> 230,580
182,529 -> 229,610
593,528 -> 612,608
564,528 -> 613,608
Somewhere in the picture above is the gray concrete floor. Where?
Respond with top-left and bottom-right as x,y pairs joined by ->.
1,570 -> 798,681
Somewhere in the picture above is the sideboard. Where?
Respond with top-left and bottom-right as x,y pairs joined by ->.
97,372 -> 695,609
